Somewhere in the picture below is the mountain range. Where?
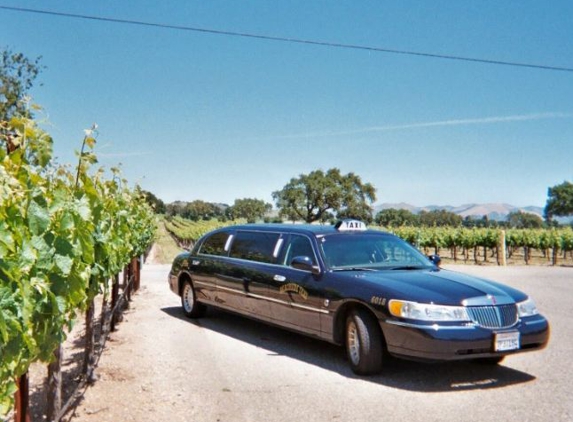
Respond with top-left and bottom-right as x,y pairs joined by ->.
374,203 -> 544,221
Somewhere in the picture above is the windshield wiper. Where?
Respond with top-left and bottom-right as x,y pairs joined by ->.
388,265 -> 427,271
331,267 -> 377,272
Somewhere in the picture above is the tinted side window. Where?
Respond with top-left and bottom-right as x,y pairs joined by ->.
199,231 -> 231,256
229,231 -> 280,264
281,235 -> 316,266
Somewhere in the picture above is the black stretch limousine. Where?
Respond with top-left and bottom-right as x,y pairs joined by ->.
168,220 -> 549,375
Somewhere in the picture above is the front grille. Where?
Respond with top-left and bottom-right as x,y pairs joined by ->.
466,304 -> 518,329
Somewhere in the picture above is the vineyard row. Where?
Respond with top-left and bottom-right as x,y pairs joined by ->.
0,116 -> 156,417
164,217 -> 573,265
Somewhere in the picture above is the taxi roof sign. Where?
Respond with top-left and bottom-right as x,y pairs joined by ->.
335,219 -> 367,231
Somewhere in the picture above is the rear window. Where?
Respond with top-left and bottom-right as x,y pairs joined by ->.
198,231 -> 231,256
229,231 -> 281,264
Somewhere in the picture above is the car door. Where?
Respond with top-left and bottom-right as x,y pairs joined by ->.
220,230 -> 281,318
190,230 -> 233,304
267,234 -> 325,337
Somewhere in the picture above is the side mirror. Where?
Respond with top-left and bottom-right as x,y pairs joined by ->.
291,256 -> 321,275
428,254 -> 441,267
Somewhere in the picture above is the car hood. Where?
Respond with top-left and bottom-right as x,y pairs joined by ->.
346,268 -> 528,306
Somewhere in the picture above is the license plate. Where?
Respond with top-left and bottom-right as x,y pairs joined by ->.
494,331 -> 520,352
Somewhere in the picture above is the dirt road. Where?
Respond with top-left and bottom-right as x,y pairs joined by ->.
66,264 -> 572,422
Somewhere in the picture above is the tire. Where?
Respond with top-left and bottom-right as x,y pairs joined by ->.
181,279 -> 206,318
345,309 -> 384,375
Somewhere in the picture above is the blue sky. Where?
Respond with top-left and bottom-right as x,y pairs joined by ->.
1,1 -> 572,208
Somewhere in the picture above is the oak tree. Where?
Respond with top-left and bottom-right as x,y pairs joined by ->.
544,181 -> 573,221
507,210 -> 544,228
272,168 -> 376,223
0,48 -> 44,120
375,208 -> 419,227
418,209 -> 462,227
228,198 -> 272,223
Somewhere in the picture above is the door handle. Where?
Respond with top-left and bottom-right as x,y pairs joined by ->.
242,277 -> 251,292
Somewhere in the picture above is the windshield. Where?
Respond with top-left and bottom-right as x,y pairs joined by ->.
319,233 -> 434,271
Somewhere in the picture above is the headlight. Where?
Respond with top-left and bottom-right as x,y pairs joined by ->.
517,297 -> 539,317
389,299 -> 470,322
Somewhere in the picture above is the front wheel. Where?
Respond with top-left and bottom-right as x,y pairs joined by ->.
181,279 -> 206,318
345,309 -> 384,375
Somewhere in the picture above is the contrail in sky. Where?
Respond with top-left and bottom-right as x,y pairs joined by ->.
268,112 -> 573,140
98,152 -> 152,158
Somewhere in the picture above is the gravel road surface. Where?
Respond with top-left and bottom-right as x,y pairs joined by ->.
70,264 -> 572,422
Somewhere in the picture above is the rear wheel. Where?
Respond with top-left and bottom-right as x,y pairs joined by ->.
345,309 -> 384,375
181,279 -> 206,318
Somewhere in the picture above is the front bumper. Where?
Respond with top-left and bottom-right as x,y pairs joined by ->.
382,315 -> 549,361
168,273 -> 179,295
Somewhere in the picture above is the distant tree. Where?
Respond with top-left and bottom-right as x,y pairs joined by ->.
228,198 -> 272,223
375,208 -> 419,227
182,200 -> 220,221
507,211 -> 544,229
419,209 -> 462,227
462,215 -> 500,228
337,203 -> 376,224
139,189 -> 166,214
0,48 -> 44,120
165,201 -> 185,217
544,181 -> 573,221
272,168 -> 376,223
165,200 -> 227,220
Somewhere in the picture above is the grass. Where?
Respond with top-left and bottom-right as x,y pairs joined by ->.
147,217 -> 185,264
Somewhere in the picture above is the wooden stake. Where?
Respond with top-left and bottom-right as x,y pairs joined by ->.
14,373 -> 30,422
47,345 -> 62,421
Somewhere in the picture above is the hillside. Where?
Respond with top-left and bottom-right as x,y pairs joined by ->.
375,203 -> 544,221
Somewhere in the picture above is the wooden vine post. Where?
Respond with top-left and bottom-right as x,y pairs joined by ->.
83,296 -> 97,384
14,373 -> 30,422
111,273 -> 120,332
133,257 -> 141,292
46,345 -> 62,421
124,265 -> 132,304
498,230 -> 507,266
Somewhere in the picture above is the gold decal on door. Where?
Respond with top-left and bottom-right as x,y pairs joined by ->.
279,283 -> 309,300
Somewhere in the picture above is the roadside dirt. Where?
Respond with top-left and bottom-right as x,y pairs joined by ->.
3,245 -> 176,422
63,249 -> 175,421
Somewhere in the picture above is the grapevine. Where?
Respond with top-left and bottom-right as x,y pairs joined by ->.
163,216 -> 245,249
381,225 -> 573,264
163,217 -> 573,264
0,114 -> 156,414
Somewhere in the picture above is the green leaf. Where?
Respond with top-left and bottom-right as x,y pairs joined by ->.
0,222 -> 15,252
54,236 -> 74,257
31,235 -> 53,270
28,200 -> 50,235
58,210 -> 75,232
0,311 -> 10,343
18,238 -> 37,272
54,254 -> 73,276
75,196 -> 91,221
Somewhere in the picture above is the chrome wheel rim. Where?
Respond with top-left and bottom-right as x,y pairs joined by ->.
347,320 -> 360,366
183,284 -> 194,313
